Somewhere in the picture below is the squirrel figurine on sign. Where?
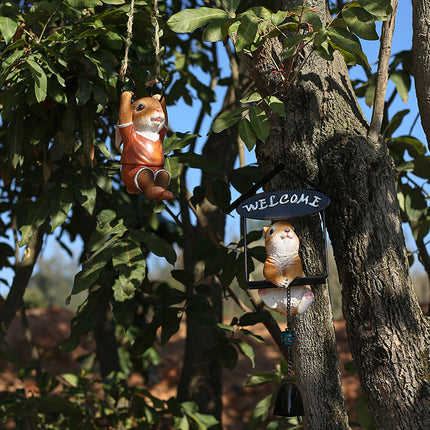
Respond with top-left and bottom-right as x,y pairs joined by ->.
258,221 -> 314,315
115,91 -> 173,201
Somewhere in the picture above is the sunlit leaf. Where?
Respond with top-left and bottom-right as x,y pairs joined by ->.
236,339 -> 255,367
327,27 -> 369,67
265,95 -> 285,117
27,59 -> 47,102
50,183 -> 73,231
220,0 -> 241,14
342,5 -> 379,40
167,8 -> 228,33
235,13 -> 260,52
0,16 -> 18,44
19,193 -> 50,246
356,0 -> 393,18
211,110 -> 244,133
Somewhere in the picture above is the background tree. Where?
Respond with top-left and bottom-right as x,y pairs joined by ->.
0,0 -> 429,429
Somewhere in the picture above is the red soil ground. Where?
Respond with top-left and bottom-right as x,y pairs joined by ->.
0,307 -> 362,429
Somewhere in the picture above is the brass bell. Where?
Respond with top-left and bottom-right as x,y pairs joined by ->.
273,382 -> 305,417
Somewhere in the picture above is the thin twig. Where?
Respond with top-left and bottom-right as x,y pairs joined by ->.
368,0 -> 399,144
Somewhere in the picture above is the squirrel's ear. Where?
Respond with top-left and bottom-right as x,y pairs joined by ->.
262,226 -> 269,238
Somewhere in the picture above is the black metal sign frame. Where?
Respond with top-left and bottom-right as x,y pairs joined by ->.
227,165 -> 331,289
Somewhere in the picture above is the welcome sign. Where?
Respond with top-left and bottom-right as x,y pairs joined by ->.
236,189 -> 330,220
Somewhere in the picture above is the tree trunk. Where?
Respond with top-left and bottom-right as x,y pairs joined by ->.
177,86 -> 239,421
244,0 -> 430,428
412,0 -> 430,145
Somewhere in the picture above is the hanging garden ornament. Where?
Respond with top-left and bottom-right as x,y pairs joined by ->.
226,163 -> 331,418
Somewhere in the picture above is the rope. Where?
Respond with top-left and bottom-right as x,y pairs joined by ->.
120,0 -> 135,84
146,0 -> 163,89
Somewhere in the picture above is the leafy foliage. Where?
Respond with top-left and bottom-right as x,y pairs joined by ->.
168,0 -> 392,150
0,0 -> 427,428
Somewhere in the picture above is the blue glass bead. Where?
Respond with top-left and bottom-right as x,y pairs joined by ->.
281,330 -> 296,346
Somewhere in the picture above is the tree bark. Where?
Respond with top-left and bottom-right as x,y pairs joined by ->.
177,86 -> 239,421
412,0 -> 430,145
243,0 -> 430,428
0,219 -> 49,340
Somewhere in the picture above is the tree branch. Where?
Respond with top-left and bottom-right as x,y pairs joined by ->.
0,219 -> 49,341
368,0 -> 399,144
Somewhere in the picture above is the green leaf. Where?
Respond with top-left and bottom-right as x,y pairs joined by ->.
356,0 -> 393,18
62,288 -> 105,351
314,41 -> 334,61
61,373 -> 79,387
102,0 -> 125,4
131,230 -> 176,266
132,324 -> 158,356
19,193 -> 50,246
235,13 -> 260,52
389,70 -> 411,103
27,59 -> 47,103
221,344 -> 239,370
239,119 -> 257,151
249,393 -> 275,424
342,5 -> 379,40
112,240 -> 145,300
249,106 -> 270,142
239,310 -> 267,326
211,109 -> 244,133
221,0 -> 241,14
161,315 -> 181,345
50,183 -> 73,231
76,76 -> 93,105
74,174 -> 97,215
202,18 -> 229,42
228,165 -> 263,194
404,188 -> 427,222
72,247 -> 113,295
389,136 -> 426,158
66,0 -> 101,7
382,109 -> 409,138
240,92 -> 262,104
244,372 -> 279,387
167,7 -> 228,33
205,178 -> 231,211
236,339 -> 255,367
0,16 -> 18,44
327,27 -> 368,67
264,95 -> 285,117
302,10 -> 323,31
163,132 -> 197,154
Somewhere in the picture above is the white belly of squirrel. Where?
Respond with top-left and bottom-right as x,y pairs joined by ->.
259,221 -> 314,316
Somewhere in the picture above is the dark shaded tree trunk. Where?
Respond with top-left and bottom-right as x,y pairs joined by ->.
243,0 -> 430,428
412,0 -> 430,145
177,86 -> 239,421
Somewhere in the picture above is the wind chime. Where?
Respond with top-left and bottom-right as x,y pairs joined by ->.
227,163 -> 330,419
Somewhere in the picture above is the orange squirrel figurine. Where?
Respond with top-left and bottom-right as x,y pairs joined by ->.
258,221 -> 314,315
115,91 -> 173,201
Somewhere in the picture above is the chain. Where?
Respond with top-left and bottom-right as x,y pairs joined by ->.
286,285 -> 292,330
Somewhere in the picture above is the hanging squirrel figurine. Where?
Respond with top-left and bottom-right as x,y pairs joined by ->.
258,221 -> 314,315
115,91 -> 173,201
